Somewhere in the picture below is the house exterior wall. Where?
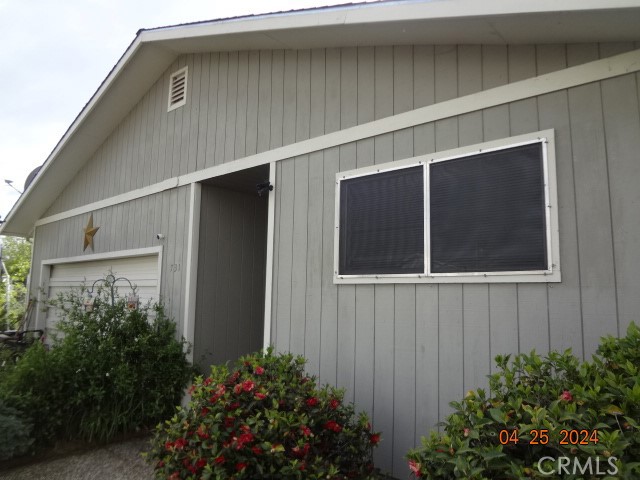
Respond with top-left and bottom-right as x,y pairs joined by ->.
268,68 -> 640,476
31,186 -> 191,332
194,184 -> 268,369
42,42 -> 638,217
27,41 -> 640,479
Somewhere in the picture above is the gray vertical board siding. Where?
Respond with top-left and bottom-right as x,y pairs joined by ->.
567,44 -> 599,67
283,51 -> 298,149
235,52 -> 249,160
205,53 -> 220,169
271,163 -> 282,343
290,155 -> 310,356
275,158 -> 295,352
600,74 -> 640,334
269,50 -> 285,150
41,43 -> 611,217
568,83 -> 619,354
257,51 -> 273,153
245,51 -> 260,156
336,46 -> 358,403
536,45 -> 567,75
196,53 -> 211,171
353,47 -> 375,414
214,53 -> 229,166
194,185 -> 267,367
303,48 -> 326,376
510,97 -> 551,355
225,52 -> 239,163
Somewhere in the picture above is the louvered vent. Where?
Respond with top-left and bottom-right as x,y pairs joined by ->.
167,66 -> 188,111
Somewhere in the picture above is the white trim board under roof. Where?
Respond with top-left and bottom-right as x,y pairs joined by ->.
3,0 -> 640,236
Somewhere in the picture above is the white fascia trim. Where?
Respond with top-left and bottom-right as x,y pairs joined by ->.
183,183 -> 201,360
262,162 -> 277,350
140,0 -> 640,43
33,48 -> 640,228
333,130 -> 560,284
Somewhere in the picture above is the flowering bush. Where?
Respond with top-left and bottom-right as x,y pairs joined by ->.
407,323 -> 640,479
0,281 -> 193,447
148,348 -> 382,479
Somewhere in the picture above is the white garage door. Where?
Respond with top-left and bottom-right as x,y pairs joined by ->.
45,254 -> 159,332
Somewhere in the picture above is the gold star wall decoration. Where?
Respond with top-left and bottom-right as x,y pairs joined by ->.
83,214 -> 100,251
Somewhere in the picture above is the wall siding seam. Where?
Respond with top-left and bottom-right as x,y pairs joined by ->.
26,48 -> 640,230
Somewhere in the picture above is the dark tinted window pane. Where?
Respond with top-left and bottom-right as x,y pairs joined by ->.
339,166 -> 424,275
430,143 -> 547,273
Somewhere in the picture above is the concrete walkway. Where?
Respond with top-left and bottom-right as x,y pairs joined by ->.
0,437 -> 154,480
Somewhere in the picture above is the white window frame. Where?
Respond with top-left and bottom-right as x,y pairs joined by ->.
167,66 -> 188,112
334,129 -> 560,284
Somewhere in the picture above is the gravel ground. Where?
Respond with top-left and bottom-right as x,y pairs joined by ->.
0,437 -> 154,480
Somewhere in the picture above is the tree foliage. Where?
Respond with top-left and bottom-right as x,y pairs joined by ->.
0,236 -> 32,329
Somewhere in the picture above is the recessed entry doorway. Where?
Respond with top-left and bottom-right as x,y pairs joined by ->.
193,164 -> 270,369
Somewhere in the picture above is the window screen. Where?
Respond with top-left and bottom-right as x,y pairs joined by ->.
339,166 -> 424,275
429,143 -> 547,273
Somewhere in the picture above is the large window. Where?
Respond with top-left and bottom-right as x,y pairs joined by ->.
334,131 -> 560,283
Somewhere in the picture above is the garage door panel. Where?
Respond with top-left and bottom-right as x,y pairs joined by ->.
45,254 -> 159,334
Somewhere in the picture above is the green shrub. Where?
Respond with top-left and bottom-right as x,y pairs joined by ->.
407,323 -> 640,479
148,348 -> 382,479
0,281 -> 193,447
0,398 -> 33,461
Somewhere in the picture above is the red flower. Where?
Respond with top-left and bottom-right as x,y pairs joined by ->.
409,460 -> 422,477
236,462 -> 248,472
164,441 -> 173,450
187,384 -> 196,395
369,433 -> 381,445
224,416 -> 235,428
196,458 -> 207,469
306,397 -> 319,407
156,460 -> 165,468
255,366 -> 265,375
233,383 -> 243,395
329,398 -> 340,410
242,380 -> 255,392
299,462 -> 306,471
300,425 -> 312,437
226,401 -> 240,411
173,437 -> 187,450
236,432 -> 254,449
196,425 -> 210,440
251,445 -> 262,455
169,473 -> 180,480
255,392 -> 266,400
366,422 -> 372,431
324,420 -> 342,433
203,377 -> 213,386
200,407 -> 210,416
214,455 -> 225,465
560,390 -> 573,402
240,424 -> 251,433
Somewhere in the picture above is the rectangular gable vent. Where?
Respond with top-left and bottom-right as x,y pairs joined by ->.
167,66 -> 188,111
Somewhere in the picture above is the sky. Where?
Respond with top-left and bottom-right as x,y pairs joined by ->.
0,0 -> 376,228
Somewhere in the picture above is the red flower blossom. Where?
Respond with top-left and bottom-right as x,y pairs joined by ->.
196,458 -> 207,469
235,432 -> 254,449
369,433 -> 381,445
225,401 -> 240,411
255,365 -> 265,375
255,392 -> 266,400
203,377 -> 213,386
224,416 -> 235,428
251,445 -> 262,455
366,422 -> 372,431
463,427 -> 470,437
409,460 -> 422,477
299,462 -> 306,471
214,455 -> 225,465
187,384 -> 196,395
173,437 -> 187,450
240,424 -> 251,433
324,420 -> 342,433
156,460 -> 164,468
329,398 -> 340,410
196,425 -> 210,440
169,472 -> 180,480
300,425 -> 312,437
560,390 -> 573,402
164,441 -> 173,450
233,383 -> 243,395
306,397 -> 319,407
200,407 -> 210,416
242,380 -> 255,392
236,462 -> 248,472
